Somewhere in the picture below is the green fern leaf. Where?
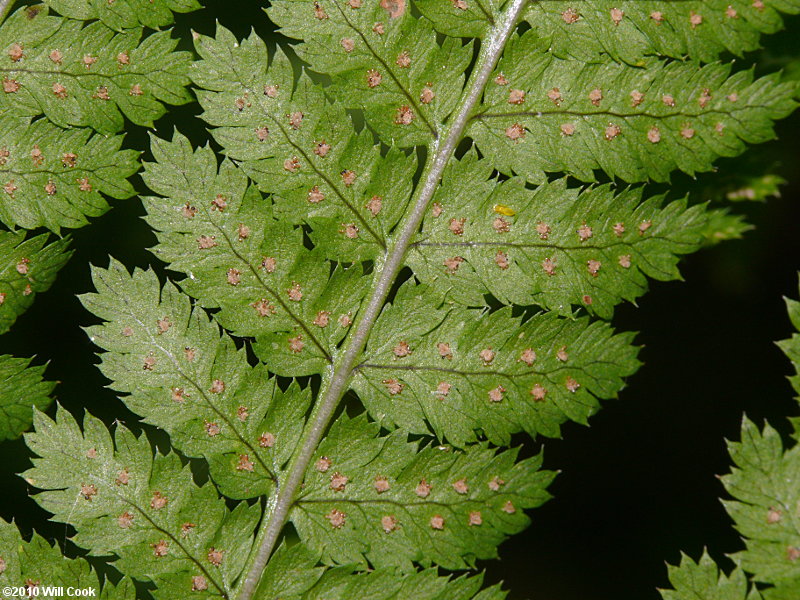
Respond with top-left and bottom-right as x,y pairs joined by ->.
469,33 -> 798,183
23,406 -> 260,599
523,0 -> 800,65
255,543 -> 507,600
0,115 -> 137,231
722,418 -> 800,587
350,280 -> 639,445
776,293 -> 800,399
291,413 -> 553,571
415,0 -> 499,38
699,209 -> 753,246
42,0 -> 201,30
407,155 -> 710,317
80,259 -> 312,500
0,355 -> 54,440
0,231 -> 71,332
660,551 -> 760,600
66,0 -> 800,596
141,133 -> 369,376
0,6 -> 193,133
191,31 -> 417,255
267,0 -> 472,146
0,519 -> 137,600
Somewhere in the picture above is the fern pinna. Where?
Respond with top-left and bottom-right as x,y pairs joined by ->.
0,0 -> 799,599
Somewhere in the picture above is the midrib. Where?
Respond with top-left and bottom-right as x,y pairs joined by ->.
235,1 -> 529,596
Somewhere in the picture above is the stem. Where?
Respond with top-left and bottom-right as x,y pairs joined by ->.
0,0 -> 14,22
236,1 -> 528,597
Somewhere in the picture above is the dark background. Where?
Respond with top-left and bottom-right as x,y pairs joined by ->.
1,2 -> 799,599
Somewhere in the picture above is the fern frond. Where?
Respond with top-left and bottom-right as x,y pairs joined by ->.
67,0 -> 800,596
255,543 -> 507,600
722,418 -> 800,588
80,259 -> 313,500
191,31 -> 417,255
0,114 -> 137,231
469,32 -> 798,183
0,520 -> 137,600
291,413 -> 553,571
267,0 -> 472,145
777,292 -> 800,400
406,156 -> 710,317
141,133 -> 369,375
699,209 -> 753,246
661,552 -> 758,600
415,0 -> 500,38
351,280 -> 639,445
42,0 -> 201,30
0,355 -> 54,440
0,6 -> 193,133
523,0 -> 800,65
0,231 -> 71,331
23,406 -> 260,599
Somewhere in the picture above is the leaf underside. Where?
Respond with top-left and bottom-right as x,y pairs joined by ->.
13,0 -> 800,598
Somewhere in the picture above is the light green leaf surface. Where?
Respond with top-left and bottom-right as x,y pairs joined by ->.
0,6 -> 193,133
722,419 -> 800,587
777,290 -> 800,401
0,355 -> 54,440
415,0 -> 501,38
524,0 -> 800,65
0,519 -> 137,600
0,115 -> 137,231
80,259 -> 312,499
469,33 -> 798,184
406,154 -> 710,318
352,281 -> 640,446
142,132 -> 369,376
291,414 -> 554,571
24,406 -> 260,599
0,232 -> 72,332
191,30 -> 418,258
660,551 -> 760,600
268,0 -> 472,146
255,543 -> 507,600
43,0 -> 202,30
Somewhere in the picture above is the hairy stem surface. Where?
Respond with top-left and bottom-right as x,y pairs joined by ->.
236,1 -> 529,597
